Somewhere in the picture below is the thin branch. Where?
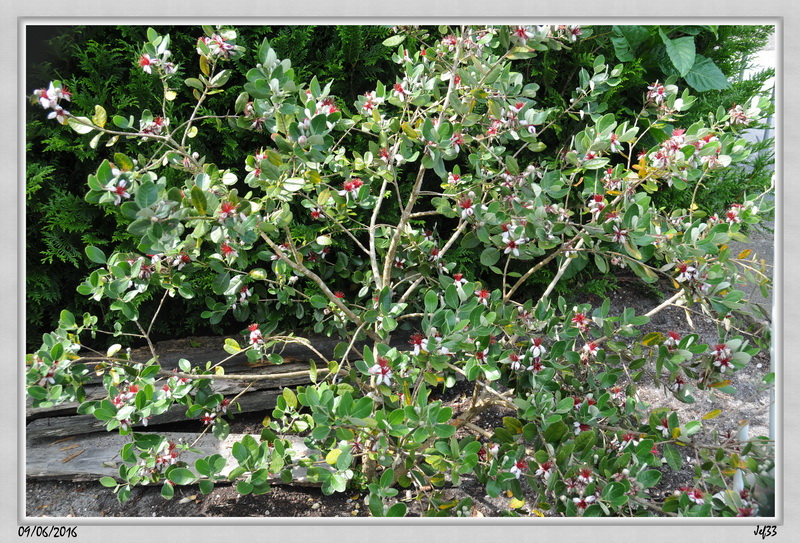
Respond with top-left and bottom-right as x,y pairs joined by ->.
259,232 -> 381,342
135,321 -> 157,361
160,366 -> 345,382
539,238 -> 586,303
147,290 -> 170,337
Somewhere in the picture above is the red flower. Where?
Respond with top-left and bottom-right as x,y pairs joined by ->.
571,311 -> 589,332
408,333 -> 428,356
220,242 -> 238,258
458,197 -> 474,218
139,54 -> 156,73
577,467 -> 593,484
200,412 -> 216,425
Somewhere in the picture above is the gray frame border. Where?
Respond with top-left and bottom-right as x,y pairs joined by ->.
6,2 -> 794,541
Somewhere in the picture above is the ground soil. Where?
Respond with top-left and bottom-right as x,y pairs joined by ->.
24,224 -> 774,519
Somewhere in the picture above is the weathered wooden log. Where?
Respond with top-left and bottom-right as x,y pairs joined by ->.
26,431 -> 322,485
27,331 -> 414,424
26,359 -> 315,422
26,386 -> 285,439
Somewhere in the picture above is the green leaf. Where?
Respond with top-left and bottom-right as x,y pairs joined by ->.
659,29 -> 695,77
232,442 -> 249,464
543,419 -> 568,444
85,245 -> 107,264
113,115 -> 131,129
135,181 -> 158,208
99,476 -> 118,488
211,273 -> 233,298
335,449 -> 353,471
664,443 -> 682,471
434,424 -> 456,438
282,387 -> 297,409
67,116 -> 95,134
594,254 -> 608,274
190,185 -> 208,215
424,289 -> 439,313
637,469 -> 662,488
185,78 -> 204,91
555,397 -> 575,413
199,480 -> 214,495
444,284 -> 459,308
283,178 -> 305,193
311,425 -> 330,441
480,247 -> 501,266
161,482 -> 174,500
382,35 -> 406,47
168,467 -> 196,485
386,502 -> 407,517
60,309 -> 76,328
236,481 -> 253,495
610,25 -> 650,62
380,468 -> 395,488
684,55 -> 729,91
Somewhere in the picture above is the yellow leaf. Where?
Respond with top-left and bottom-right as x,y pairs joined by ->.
165,90 -> 177,101
530,509 -> 544,517
401,122 -> 418,138
672,427 -> 682,439
326,449 -> 342,465
509,498 -> 526,509
438,500 -> 458,510
642,332 -> 664,347
215,366 -> 224,376
92,105 -> 107,128
702,409 -> 722,420
710,380 -> 732,388
224,338 -> 241,352
199,55 -> 210,77
730,453 -> 749,469
738,249 -> 751,259
503,417 -> 523,434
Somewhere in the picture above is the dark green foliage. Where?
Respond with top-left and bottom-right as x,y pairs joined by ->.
25,24 -> 403,350
26,24 -> 774,349
266,25 -> 395,103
